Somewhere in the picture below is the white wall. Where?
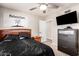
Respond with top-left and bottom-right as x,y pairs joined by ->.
0,7 -> 4,27
0,7 -> 42,36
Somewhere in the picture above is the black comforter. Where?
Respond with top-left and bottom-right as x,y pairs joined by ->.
0,35 -> 55,56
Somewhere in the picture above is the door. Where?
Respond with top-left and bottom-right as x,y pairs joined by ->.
39,20 -> 47,42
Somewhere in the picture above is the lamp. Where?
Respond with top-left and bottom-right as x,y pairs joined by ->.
40,4 -> 47,10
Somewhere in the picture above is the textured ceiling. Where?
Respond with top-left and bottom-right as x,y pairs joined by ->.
0,3 -> 78,17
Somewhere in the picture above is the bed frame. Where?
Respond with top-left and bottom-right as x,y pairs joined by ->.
0,29 -> 31,41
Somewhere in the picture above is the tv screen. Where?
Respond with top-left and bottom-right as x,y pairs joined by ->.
56,11 -> 78,25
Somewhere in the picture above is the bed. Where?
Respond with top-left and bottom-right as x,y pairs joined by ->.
0,29 -> 55,56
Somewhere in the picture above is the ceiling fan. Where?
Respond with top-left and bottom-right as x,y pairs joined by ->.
29,3 -> 59,14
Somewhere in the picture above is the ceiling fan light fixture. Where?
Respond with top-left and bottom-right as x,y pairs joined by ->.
40,4 -> 47,10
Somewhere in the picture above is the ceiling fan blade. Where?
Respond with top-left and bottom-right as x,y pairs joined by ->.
43,10 -> 46,13
53,5 -> 59,8
48,3 -> 59,9
29,7 -> 38,11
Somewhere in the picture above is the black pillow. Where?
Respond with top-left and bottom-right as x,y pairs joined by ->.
19,32 -> 31,39
4,34 -> 19,41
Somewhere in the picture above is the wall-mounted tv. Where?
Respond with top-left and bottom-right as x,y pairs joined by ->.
56,11 -> 78,25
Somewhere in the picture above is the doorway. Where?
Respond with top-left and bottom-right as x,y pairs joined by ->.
39,20 -> 47,42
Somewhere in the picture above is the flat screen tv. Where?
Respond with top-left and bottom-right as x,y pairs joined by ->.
56,11 -> 78,25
